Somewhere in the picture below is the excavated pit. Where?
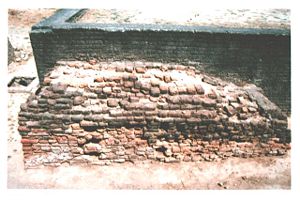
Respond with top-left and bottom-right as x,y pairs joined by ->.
18,61 -> 290,167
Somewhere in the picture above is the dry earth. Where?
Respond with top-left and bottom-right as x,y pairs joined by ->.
78,9 -> 290,29
7,9 -> 291,189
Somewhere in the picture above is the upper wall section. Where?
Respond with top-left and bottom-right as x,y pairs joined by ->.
30,9 -> 290,112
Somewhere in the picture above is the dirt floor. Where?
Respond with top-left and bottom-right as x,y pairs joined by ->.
7,9 -> 291,189
8,9 -> 57,74
78,9 -> 290,29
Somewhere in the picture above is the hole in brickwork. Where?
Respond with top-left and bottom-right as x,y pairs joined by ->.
156,146 -> 167,153
85,152 -> 100,156
82,126 -> 99,132
90,138 -> 101,143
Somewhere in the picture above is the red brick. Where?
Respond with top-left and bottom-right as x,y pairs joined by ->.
150,87 -> 160,97
103,87 -> 112,94
208,90 -> 218,99
159,84 -> 169,94
38,140 -> 49,144
56,136 -> 68,144
68,135 -> 78,141
186,85 -> 196,94
164,75 -> 172,83
141,82 -> 151,91
202,98 -> 217,107
135,67 -> 146,73
21,139 -> 39,144
83,143 -> 102,154
158,111 -> 169,118
88,59 -> 97,65
125,66 -> 133,72
195,84 -> 205,94
240,106 -> 248,113
124,81 -> 134,88
22,146 -> 33,151
172,146 -> 181,153
181,111 -> 191,118
224,105 -> 236,116
94,77 -> 104,82
107,99 -> 119,107
154,73 -> 164,80
73,96 -> 85,105
80,120 -> 98,128
43,77 -> 52,85
78,138 -> 87,145
169,111 -> 181,117
177,86 -> 186,94
150,78 -> 160,86
169,86 -> 178,95
18,126 -> 30,132
31,128 -> 47,133
71,123 -> 81,130
167,96 -> 180,104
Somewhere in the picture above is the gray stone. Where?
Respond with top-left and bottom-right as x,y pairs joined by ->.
71,115 -> 84,122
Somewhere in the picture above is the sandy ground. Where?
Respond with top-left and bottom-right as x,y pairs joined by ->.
78,9 -> 290,30
8,9 -> 57,74
7,9 -> 291,190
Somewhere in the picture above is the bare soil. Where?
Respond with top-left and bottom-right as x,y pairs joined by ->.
8,9 -> 57,74
7,9 -> 291,189
78,9 -> 290,30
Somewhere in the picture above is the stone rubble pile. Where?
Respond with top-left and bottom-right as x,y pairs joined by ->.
18,60 -> 290,167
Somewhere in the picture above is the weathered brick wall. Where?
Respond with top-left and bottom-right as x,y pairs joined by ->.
30,15 -> 291,112
18,61 -> 290,167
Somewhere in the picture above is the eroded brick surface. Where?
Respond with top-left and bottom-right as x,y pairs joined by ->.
18,61 -> 290,167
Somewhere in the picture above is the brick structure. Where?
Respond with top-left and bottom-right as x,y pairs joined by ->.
18,61 -> 290,167
30,9 -> 290,112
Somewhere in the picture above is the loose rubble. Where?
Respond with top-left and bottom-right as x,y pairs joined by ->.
18,61 -> 290,167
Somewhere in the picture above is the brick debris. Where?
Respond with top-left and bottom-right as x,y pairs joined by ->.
18,60 -> 290,167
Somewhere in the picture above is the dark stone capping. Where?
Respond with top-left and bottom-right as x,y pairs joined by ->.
30,9 -> 290,112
